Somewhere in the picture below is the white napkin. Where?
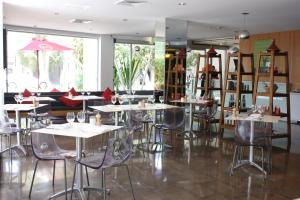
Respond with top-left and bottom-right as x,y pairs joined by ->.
246,114 -> 262,120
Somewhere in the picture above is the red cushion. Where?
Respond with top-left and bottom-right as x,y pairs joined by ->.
102,87 -> 113,102
59,88 -> 81,107
22,89 -> 32,104
23,89 -> 32,97
51,88 -> 60,92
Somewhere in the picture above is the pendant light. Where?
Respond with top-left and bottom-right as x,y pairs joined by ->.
239,12 -> 250,39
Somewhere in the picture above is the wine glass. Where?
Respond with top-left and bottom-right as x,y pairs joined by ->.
87,91 -> 91,96
132,90 -> 136,95
111,95 -> 117,104
66,112 -> 75,125
119,96 -> 124,105
81,91 -> 85,96
31,92 -> 36,97
159,96 -> 164,103
18,95 -> 24,104
151,96 -> 156,104
14,95 -> 20,104
77,111 -> 86,123
37,92 -> 41,96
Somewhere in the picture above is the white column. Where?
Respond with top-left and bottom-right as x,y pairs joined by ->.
0,1 -> 4,106
99,35 -> 114,90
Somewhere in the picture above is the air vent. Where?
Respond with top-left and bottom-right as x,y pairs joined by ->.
70,19 -> 93,24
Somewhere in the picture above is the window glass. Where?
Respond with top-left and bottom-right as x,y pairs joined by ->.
6,31 -> 98,92
114,43 -> 155,91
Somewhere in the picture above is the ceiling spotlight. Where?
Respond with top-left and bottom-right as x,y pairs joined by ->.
178,2 -> 186,6
238,12 -> 250,39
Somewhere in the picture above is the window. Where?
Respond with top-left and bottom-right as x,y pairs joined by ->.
114,43 -> 155,91
6,31 -> 98,92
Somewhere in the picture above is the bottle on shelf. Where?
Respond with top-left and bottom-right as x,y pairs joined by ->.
242,95 -> 246,108
229,94 -> 235,107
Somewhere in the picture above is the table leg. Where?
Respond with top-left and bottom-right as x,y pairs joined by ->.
11,110 -> 27,155
249,121 -> 254,162
83,100 -> 86,112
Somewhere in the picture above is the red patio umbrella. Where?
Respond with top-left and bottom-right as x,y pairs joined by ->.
21,37 -> 73,89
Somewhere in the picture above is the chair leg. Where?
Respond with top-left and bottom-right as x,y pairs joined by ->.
102,169 -> 106,200
29,160 -> 39,198
230,145 -> 238,176
124,164 -> 136,200
52,160 -> 56,186
63,160 -> 67,200
70,163 -> 77,200
85,166 -> 90,186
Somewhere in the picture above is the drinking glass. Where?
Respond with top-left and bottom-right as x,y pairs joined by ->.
77,111 -> 86,123
19,95 -> 24,104
31,92 -> 36,97
66,112 -> 75,125
81,92 -> 85,96
37,92 -> 41,96
132,90 -> 136,95
111,95 -> 117,104
119,96 -> 124,105
87,91 -> 91,96
159,96 -> 164,103
14,95 -> 20,104
151,96 -> 156,104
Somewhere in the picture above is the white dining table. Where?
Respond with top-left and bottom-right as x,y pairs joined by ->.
31,122 -> 122,200
171,98 -> 213,138
3,103 -> 48,155
227,113 -> 280,174
120,94 -> 152,100
65,95 -> 104,112
23,96 -> 56,102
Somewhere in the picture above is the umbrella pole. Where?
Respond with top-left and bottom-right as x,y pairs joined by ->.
36,50 -> 40,89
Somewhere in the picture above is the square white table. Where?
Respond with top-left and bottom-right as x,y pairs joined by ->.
65,95 -> 104,112
31,122 -> 122,200
3,103 -> 48,155
227,113 -> 280,175
90,103 -> 178,152
23,96 -> 56,102
171,99 -> 213,138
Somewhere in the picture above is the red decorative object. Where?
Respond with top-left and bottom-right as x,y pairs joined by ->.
207,46 -> 217,56
267,40 -> 280,52
102,87 -> 113,102
59,88 -> 81,107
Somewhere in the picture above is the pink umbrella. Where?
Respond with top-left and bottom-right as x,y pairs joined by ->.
21,37 -> 72,88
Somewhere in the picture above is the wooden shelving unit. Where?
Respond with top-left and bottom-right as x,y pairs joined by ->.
193,50 -> 223,100
253,42 -> 291,150
220,52 -> 254,132
165,54 -> 186,101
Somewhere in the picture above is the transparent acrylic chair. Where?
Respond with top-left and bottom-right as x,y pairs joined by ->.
151,107 -> 186,152
193,100 -> 218,136
71,128 -> 135,200
230,120 -> 273,177
29,121 -> 90,199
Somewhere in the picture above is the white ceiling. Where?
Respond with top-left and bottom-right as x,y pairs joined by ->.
3,0 -> 300,40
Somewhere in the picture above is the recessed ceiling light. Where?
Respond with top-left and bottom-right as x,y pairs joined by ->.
70,19 -> 93,24
178,2 -> 186,6
54,12 -> 59,15
122,18 -> 128,22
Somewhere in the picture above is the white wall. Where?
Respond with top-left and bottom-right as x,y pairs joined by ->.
99,35 -> 114,90
0,1 -> 4,106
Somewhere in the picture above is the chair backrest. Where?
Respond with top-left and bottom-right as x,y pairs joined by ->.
163,107 -> 185,130
30,121 -> 62,160
100,128 -> 133,168
235,120 -> 272,146
125,110 -> 146,132
207,100 -> 218,117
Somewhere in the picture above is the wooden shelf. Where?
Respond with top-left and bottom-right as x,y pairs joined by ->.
253,46 -> 291,150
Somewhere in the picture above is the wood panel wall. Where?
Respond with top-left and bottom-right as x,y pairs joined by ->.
240,29 -> 300,90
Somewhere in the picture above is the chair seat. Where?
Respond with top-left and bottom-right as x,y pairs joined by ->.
35,149 -> 76,160
0,126 -> 20,134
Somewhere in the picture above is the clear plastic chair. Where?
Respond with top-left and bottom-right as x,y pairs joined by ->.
230,120 -> 273,177
193,100 -> 218,136
152,108 -> 186,151
71,128 -> 135,200
29,121 -> 90,199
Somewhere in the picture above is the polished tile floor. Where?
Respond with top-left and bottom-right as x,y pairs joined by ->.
1,126 -> 300,200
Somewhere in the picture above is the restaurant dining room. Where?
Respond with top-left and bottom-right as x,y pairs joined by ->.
1,0 -> 300,199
